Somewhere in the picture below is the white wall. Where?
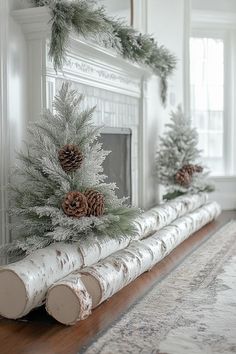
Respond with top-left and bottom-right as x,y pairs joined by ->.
209,177 -> 236,210
102,0 -> 131,24
139,0 -> 190,207
147,0 -> 186,109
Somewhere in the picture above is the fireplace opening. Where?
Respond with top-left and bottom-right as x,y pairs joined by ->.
99,127 -> 132,203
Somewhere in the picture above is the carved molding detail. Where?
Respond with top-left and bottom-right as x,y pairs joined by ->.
47,55 -> 141,97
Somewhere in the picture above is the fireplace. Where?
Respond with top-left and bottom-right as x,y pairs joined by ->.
99,127 -> 132,203
12,6 -> 155,208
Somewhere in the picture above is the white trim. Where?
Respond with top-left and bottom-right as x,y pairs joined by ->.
133,0 -> 148,33
183,0 -> 191,116
192,10 -> 236,29
211,176 -> 236,181
138,77 -> 149,209
11,6 -> 50,35
190,27 -> 236,177
191,27 -> 227,38
223,31 -> 233,175
0,0 -> 10,245
210,176 -> 236,210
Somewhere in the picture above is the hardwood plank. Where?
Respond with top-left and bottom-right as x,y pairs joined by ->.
0,211 -> 235,354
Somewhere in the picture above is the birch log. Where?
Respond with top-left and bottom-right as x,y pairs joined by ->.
0,233 -> 130,319
0,193 -> 208,319
46,201 -> 220,325
132,192 -> 208,239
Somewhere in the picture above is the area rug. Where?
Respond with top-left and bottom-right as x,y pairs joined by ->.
82,220 -> 236,354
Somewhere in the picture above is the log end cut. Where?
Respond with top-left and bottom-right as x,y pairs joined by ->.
0,269 -> 27,319
46,285 -> 84,325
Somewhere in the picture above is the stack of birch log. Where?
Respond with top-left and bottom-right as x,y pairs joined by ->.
0,193 -> 220,325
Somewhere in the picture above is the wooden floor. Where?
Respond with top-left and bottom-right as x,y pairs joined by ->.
0,211 -> 235,354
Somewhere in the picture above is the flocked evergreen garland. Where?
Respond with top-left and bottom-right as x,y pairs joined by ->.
1,83 -> 139,256
30,0 -> 177,104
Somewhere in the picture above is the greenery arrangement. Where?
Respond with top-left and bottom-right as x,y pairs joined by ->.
1,83 -> 139,256
31,0 -> 177,104
156,106 -> 215,200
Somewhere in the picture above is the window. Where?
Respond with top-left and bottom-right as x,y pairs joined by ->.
190,36 -> 225,175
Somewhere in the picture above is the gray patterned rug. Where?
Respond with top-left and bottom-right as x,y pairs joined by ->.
83,220 -> 236,354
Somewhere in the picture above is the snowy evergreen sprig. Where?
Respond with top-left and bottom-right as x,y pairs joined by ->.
1,83 -> 139,256
30,0 -> 176,105
156,106 -> 215,200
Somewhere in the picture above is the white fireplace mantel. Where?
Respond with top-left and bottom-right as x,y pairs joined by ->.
12,7 -> 150,111
11,7 -> 153,209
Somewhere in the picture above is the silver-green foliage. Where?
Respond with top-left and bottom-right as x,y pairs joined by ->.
156,106 -> 215,200
2,83 -> 139,256
31,0 -> 176,105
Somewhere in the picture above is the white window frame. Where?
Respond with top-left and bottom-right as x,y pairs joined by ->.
191,10 -> 236,177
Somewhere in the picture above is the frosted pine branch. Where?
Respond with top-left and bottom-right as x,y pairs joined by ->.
156,106 -> 215,200
3,83 -> 139,255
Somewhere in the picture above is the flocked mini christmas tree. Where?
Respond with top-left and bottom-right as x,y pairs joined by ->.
156,105 -> 214,200
2,83 -> 139,256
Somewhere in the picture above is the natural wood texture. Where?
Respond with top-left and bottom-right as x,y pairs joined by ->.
0,211 -> 235,354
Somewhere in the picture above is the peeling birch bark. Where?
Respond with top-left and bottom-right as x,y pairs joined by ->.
0,234 -> 130,319
46,201 -> 220,325
0,193 -> 208,319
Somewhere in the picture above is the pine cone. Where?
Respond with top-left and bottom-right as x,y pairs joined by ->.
58,144 -> 83,173
84,189 -> 105,217
62,191 -> 88,218
175,164 -> 203,187
175,170 -> 191,187
181,164 -> 203,175
194,165 -> 203,173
